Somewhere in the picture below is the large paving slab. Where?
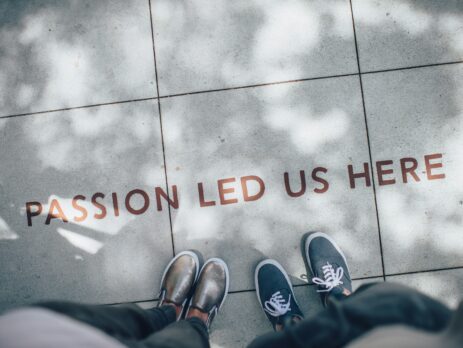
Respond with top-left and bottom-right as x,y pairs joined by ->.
152,0 -> 358,96
387,269 -> 463,308
161,76 -> 383,292
352,0 -> 463,71
0,0 -> 156,117
362,64 -> 463,275
0,100 -> 172,311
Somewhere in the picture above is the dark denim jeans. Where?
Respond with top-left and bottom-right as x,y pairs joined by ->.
248,282 -> 452,348
35,301 -> 209,348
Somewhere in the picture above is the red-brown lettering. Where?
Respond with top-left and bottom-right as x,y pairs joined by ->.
26,202 -> 42,227
218,178 -> 238,205
125,189 -> 150,215
72,195 -> 87,222
400,157 -> 420,183
45,199 -> 69,225
198,183 -> 216,207
425,153 -> 445,180
376,160 -> 396,186
241,175 -> 265,202
155,186 -> 179,211
92,192 -> 107,219
348,163 -> 371,189
312,167 -> 329,193
284,171 -> 306,197
112,192 -> 120,217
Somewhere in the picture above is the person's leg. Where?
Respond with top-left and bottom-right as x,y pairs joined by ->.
34,301 -> 176,342
327,281 -> 451,336
302,232 -> 451,339
249,282 -> 452,348
248,232 -> 452,348
34,250 -> 203,345
252,231 -> 354,344
140,318 -> 209,348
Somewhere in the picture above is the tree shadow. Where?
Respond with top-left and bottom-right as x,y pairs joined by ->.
0,0 -> 156,117
0,100 -> 173,311
0,0 -> 461,322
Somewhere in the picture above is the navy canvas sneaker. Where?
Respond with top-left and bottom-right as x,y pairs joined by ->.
255,259 -> 304,331
302,232 -> 352,306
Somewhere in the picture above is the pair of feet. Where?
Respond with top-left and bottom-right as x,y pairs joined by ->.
157,252 -> 229,329
255,232 -> 352,331
157,232 -> 351,331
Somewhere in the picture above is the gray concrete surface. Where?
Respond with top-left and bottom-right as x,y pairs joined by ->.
162,76 -> 383,292
388,269 -> 463,308
0,0 -> 157,116
364,64 -> 463,274
352,0 -> 463,71
0,0 -> 462,347
0,101 -> 172,310
152,0 -> 359,96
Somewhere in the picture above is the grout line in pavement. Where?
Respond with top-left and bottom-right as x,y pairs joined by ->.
362,60 -> 463,76
157,72 -> 359,99
148,0 -> 176,258
105,265 -> 463,306
0,97 -> 157,120
156,61 -> 462,100
385,266 -> 463,278
349,0 -> 386,282
1,61 -> 462,120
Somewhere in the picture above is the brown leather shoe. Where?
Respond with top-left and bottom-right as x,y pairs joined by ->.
158,251 -> 202,320
186,258 -> 229,329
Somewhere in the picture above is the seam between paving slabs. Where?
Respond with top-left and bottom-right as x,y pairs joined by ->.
0,97 -> 158,120
362,60 -> 463,75
104,274 -> 383,305
157,72 -> 358,99
385,265 -> 463,278
139,60 -> 463,99
1,61 -> 463,120
349,0 -> 386,281
148,0 -> 176,257
105,265 -> 463,306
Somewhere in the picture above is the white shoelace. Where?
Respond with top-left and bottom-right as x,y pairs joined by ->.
312,262 -> 344,293
264,291 -> 292,317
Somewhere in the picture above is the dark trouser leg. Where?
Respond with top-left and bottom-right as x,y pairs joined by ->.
141,317 -> 210,348
248,282 -> 452,348
34,301 -> 176,342
34,301 -> 209,348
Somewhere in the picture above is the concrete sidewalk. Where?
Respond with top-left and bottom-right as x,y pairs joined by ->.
0,1 -> 462,347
